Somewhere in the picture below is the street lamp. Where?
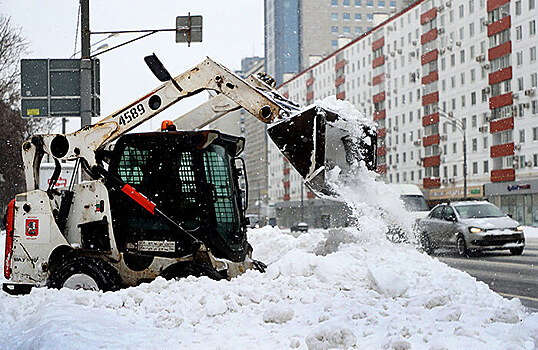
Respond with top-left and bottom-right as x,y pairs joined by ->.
438,109 -> 467,200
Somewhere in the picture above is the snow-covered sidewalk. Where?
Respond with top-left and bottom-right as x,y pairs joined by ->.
1,226 -> 537,349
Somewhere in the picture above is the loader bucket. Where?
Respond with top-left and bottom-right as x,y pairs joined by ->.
267,105 -> 377,197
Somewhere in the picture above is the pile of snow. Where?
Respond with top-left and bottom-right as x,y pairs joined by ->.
1,227 -> 537,349
1,98 -> 537,348
523,226 -> 538,238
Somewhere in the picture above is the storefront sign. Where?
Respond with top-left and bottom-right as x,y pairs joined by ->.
507,184 -> 531,191
485,179 -> 538,196
428,186 -> 483,200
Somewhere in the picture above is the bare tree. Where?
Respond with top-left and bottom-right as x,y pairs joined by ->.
0,15 -> 29,216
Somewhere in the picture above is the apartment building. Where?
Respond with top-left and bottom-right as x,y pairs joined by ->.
272,0 -> 538,226
264,0 -> 406,85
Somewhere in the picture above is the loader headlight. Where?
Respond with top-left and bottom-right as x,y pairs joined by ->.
469,227 -> 482,234
516,225 -> 524,231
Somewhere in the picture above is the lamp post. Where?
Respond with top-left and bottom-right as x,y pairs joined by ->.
438,109 -> 467,200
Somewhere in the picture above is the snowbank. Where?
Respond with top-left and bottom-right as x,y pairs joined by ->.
1,227 -> 537,349
523,226 -> 538,238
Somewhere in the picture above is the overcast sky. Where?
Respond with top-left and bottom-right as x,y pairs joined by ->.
3,0 -> 264,131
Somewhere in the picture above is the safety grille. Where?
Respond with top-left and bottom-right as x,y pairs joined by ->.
117,146 -> 147,185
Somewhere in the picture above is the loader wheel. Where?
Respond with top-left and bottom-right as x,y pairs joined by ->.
160,261 -> 224,281
47,256 -> 123,292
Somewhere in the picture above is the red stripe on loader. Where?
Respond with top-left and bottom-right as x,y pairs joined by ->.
121,184 -> 156,215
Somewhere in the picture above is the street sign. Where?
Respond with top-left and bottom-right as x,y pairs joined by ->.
21,59 -> 100,118
176,15 -> 202,44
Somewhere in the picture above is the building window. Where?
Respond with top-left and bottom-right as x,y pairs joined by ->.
484,160 -> 489,173
472,115 -> 477,127
531,20 -> 536,35
531,47 -> 537,62
453,164 -> 458,176
332,0 -> 338,5
390,1 -> 396,7
532,73 -> 537,87
531,0 -> 536,9
378,0 -> 386,7
472,138 -> 478,151
471,69 -> 476,82
451,54 -> 456,67
469,0 -> 475,13
473,162 -> 478,174
332,40 -> 338,48
453,142 -> 457,153
355,26 -> 363,34
518,77 -> 524,90
460,50 -> 466,63
483,136 -> 488,149
343,26 -> 351,34
367,0 -> 374,7
515,0 -> 521,15
469,22 -> 475,37
343,0 -> 350,6
331,13 -> 339,20
343,13 -> 351,20
520,129 -> 526,143
355,0 -> 362,6
517,51 -> 523,65
533,127 -> 538,141
459,4 -> 464,17
332,26 -> 339,34
516,25 -> 523,40
355,13 -> 362,20
367,13 -> 374,21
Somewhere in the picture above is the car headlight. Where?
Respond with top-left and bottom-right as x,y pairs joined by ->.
469,227 -> 482,233
516,226 -> 524,231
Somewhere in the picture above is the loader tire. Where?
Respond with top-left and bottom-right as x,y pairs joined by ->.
160,261 -> 224,281
47,256 -> 123,292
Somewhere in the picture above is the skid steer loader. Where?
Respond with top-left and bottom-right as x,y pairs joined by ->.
3,54 -> 376,294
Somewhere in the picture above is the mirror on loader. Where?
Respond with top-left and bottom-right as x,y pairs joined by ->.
267,105 -> 377,197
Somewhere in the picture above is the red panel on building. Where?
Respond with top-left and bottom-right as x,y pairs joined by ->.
376,164 -> 387,174
421,28 -> 438,45
372,37 -> 385,51
423,177 -> 441,188
423,134 -> 440,147
421,70 -> 438,85
377,128 -> 386,137
421,49 -> 438,65
335,59 -> 346,71
487,0 -> 510,12
283,194 -> 290,201
423,155 -> 441,167
282,92 -> 289,98
306,77 -> 315,87
420,7 -> 437,25
489,92 -> 513,109
489,66 -> 512,85
490,116 -> 514,133
373,91 -> 386,103
490,142 -> 514,158
422,112 -> 439,126
307,191 -> 316,199
377,146 -> 386,156
283,181 -> 290,188
283,168 -> 290,175
422,91 -> 439,106
372,73 -> 384,86
335,76 -> 345,87
372,55 -> 385,68
374,109 -> 386,120
488,41 -> 511,61
491,168 -> 515,182
488,16 -> 511,37
306,91 -> 314,101
336,91 -> 346,100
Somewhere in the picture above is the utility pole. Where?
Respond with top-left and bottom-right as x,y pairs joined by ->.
300,182 -> 304,222
80,0 -> 92,127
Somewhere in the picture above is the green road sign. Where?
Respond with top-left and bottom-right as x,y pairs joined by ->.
21,59 -> 100,118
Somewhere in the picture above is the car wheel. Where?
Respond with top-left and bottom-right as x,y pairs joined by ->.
509,247 -> 524,255
419,232 -> 434,255
160,261 -> 224,281
456,235 -> 469,257
47,256 -> 123,292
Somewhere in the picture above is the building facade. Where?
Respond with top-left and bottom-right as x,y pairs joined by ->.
270,0 -> 538,226
264,0 -> 406,85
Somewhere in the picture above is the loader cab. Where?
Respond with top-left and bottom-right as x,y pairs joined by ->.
106,130 -> 249,263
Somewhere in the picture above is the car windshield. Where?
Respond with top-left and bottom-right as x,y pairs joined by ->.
401,195 -> 429,211
454,204 -> 506,219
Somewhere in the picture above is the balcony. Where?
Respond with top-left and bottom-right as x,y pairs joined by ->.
488,16 -> 510,37
420,7 -> 437,25
335,76 -> 345,87
422,112 -> 439,126
372,73 -> 384,86
377,128 -> 386,137
423,155 -> 441,167
489,66 -> 512,85
491,168 -> 515,182
490,142 -> 514,158
421,28 -> 438,45
372,37 -> 385,51
336,91 -> 346,100
422,91 -> 439,106
421,49 -> 438,65
306,77 -> 315,87
373,109 -> 386,120
489,92 -> 513,109
487,0 -> 510,12
421,70 -> 438,85
423,177 -> 441,188
335,59 -> 346,71
373,91 -> 386,103
372,55 -> 385,68
376,164 -> 387,174
377,145 -> 386,156
490,116 -> 514,133
306,91 -> 314,101
488,41 -> 511,61
423,134 -> 440,147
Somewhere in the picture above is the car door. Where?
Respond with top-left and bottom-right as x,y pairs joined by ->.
439,205 -> 458,246
422,205 -> 445,244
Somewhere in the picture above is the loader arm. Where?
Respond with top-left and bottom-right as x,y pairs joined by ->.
22,57 -> 299,191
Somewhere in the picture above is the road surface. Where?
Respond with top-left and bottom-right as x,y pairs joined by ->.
435,237 -> 538,311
